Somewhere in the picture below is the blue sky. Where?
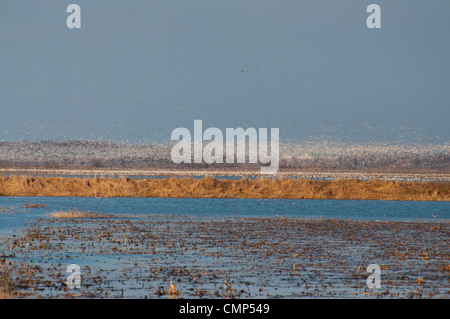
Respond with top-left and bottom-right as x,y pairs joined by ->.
1,0 -> 449,143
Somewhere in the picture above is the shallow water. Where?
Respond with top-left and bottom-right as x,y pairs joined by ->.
3,215 -> 449,299
0,196 -> 449,235
1,197 -> 449,299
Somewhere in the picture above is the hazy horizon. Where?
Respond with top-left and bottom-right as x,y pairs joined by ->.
1,1 -> 449,144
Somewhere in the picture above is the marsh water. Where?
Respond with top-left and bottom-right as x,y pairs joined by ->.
1,196 -> 449,235
1,196 -> 449,299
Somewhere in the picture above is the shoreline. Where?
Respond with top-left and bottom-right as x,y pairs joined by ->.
0,175 -> 448,201
1,167 -> 449,182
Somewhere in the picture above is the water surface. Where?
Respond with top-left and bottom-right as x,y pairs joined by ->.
1,196 -> 448,235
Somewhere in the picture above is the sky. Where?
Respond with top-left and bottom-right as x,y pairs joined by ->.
1,0 -> 449,143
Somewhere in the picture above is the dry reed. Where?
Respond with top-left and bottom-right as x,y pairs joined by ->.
0,176 -> 448,201
50,210 -> 108,219
0,264 -> 15,299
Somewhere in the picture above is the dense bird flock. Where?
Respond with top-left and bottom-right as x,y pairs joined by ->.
0,140 -> 448,172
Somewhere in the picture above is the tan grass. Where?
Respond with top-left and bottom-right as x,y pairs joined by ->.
0,176 -> 448,201
0,291 -> 13,299
50,210 -> 107,219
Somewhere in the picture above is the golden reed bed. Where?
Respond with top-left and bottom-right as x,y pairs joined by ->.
0,176 -> 448,201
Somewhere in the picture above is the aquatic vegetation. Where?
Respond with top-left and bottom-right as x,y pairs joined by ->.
0,205 -> 26,214
49,210 -> 109,219
1,215 -> 448,299
22,204 -> 47,209
0,267 -> 14,298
